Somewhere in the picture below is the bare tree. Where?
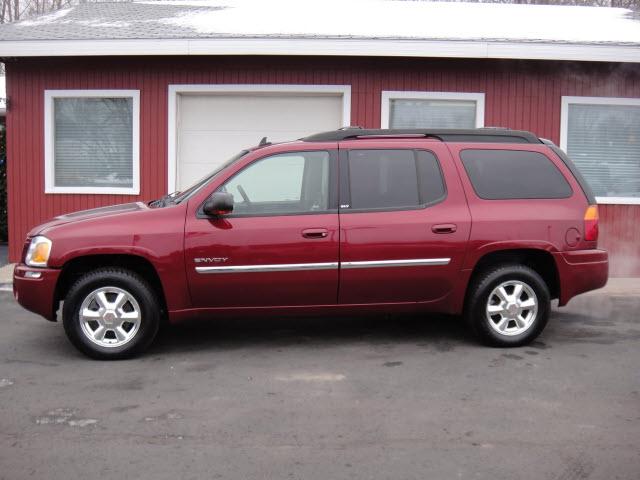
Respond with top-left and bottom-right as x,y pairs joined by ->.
0,0 -> 134,23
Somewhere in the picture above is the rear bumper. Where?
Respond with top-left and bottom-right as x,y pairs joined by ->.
13,264 -> 60,321
553,249 -> 608,306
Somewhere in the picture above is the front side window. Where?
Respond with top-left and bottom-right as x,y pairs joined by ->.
45,90 -> 140,194
562,97 -> 640,202
218,151 -> 330,216
382,92 -> 485,129
460,149 -> 572,200
346,149 -> 446,210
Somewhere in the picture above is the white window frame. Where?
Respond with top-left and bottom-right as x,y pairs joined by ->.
44,89 -> 141,195
167,84 -> 351,193
561,96 -> 640,205
381,91 -> 485,129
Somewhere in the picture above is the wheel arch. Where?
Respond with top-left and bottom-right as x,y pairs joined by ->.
53,254 -> 168,321
465,248 -> 560,306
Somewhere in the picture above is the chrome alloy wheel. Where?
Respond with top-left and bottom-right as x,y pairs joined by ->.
485,280 -> 538,336
79,286 -> 142,348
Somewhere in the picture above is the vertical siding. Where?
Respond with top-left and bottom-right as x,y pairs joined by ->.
598,204 -> 640,277
5,57 -> 640,275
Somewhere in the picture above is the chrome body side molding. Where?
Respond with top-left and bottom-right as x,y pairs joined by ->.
340,258 -> 451,269
195,262 -> 339,274
195,258 -> 450,274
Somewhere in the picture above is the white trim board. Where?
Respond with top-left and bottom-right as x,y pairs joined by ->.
2,38 -> 640,64
167,84 -> 351,193
44,89 -> 141,195
381,91 -> 485,129
560,95 -> 640,206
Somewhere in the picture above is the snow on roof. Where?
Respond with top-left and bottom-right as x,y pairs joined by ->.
0,0 -> 639,62
155,0 -> 640,44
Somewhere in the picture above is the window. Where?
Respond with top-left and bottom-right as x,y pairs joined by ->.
460,149 -> 572,200
381,92 -> 485,129
561,96 -> 640,204
45,90 -> 140,194
218,151 -> 330,216
347,149 -> 446,210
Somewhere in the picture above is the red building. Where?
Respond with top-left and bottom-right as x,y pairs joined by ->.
1,1 -> 639,275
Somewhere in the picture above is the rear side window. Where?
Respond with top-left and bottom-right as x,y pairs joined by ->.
347,149 -> 446,210
460,149 -> 572,200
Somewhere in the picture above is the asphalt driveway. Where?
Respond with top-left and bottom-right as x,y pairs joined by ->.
0,290 -> 639,480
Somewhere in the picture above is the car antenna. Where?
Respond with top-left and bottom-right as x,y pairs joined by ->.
259,136 -> 268,146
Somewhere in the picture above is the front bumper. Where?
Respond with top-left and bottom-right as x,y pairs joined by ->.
13,264 -> 61,321
553,249 -> 608,306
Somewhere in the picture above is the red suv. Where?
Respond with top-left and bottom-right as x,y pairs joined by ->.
14,128 -> 608,359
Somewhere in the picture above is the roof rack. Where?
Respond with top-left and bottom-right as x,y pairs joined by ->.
302,128 -> 541,144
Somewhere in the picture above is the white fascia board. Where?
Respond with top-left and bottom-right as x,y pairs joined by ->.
1,38 -> 639,63
487,42 -> 640,63
185,38 -> 491,57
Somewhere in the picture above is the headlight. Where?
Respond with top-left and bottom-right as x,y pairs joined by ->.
25,236 -> 52,267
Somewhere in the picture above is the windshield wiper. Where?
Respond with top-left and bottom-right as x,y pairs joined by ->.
150,191 -> 180,208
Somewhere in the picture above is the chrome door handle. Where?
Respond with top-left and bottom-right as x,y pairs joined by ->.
302,228 -> 329,239
432,224 -> 457,234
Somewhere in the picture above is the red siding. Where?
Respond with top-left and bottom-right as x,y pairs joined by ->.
5,57 -> 640,275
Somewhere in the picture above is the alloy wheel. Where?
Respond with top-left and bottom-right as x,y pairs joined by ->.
78,286 -> 142,348
485,280 -> 538,336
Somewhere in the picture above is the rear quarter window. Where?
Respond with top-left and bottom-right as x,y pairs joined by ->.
460,149 -> 572,200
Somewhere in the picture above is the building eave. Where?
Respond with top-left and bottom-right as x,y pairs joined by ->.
0,37 -> 639,63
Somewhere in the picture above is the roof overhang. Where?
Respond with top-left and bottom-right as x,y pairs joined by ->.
1,37 -> 639,63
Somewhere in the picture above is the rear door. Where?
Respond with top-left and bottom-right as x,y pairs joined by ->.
337,140 -> 471,304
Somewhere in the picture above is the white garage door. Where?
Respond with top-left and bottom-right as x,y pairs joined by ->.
176,92 -> 345,190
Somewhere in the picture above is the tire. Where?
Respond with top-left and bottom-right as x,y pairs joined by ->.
62,268 -> 160,360
465,264 -> 550,347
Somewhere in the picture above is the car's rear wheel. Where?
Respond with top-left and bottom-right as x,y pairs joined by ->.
62,268 -> 160,359
465,264 -> 550,347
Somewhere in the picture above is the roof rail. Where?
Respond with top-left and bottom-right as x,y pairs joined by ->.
302,128 -> 541,144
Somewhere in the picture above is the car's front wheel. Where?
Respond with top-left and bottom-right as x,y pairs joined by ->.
465,264 -> 550,347
62,268 -> 160,359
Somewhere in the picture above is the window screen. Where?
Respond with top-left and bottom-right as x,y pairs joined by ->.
566,103 -> 640,199
54,97 -> 134,188
347,150 -> 445,210
219,151 -> 330,215
389,98 -> 477,129
460,150 -> 572,200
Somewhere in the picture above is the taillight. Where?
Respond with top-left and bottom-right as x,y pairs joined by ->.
584,205 -> 599,242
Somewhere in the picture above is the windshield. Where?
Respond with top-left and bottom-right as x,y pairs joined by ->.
174,150 -> 249,204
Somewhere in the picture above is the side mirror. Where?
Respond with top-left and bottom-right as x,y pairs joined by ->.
203,192 -> 234,217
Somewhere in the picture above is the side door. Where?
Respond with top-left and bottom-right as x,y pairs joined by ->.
337,140 -> 471,304
184,149 -> 339,308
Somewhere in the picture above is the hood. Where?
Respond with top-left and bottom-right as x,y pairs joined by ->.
28,202 -> 148,237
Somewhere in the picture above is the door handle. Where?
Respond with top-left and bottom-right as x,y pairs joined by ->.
302,228 -> 329,239
432,223 -> 457,234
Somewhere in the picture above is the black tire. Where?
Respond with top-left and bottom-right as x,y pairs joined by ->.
465,264 -> 550,347
62,268 -> 160,360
